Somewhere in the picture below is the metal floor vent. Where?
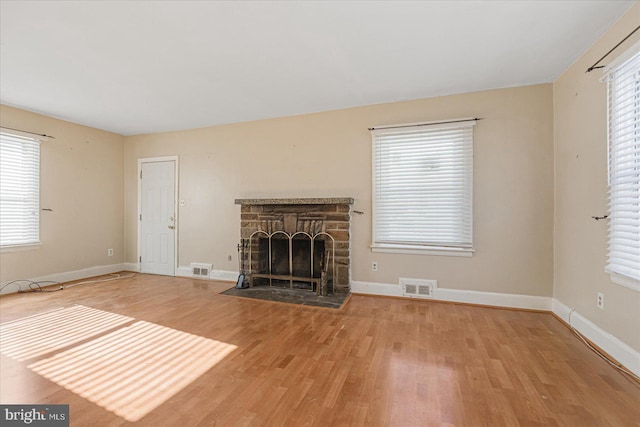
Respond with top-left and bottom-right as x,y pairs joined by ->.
191,263 -> 212,278
400,278 -> 436,299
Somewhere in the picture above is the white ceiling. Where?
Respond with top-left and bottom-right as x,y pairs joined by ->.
0,1 -> 634,136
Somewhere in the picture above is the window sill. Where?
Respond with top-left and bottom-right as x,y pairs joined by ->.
609,272 -> 640,292
1,243 -> 41,253
371,244 -> 473,257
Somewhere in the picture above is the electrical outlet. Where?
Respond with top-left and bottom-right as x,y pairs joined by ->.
371,261 -> 378,272
179,199 -> 186,207
107,248 -> 114,257
228,255 -> 232,262
597,292 -> 604,310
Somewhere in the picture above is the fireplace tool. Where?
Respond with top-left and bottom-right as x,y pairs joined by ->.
235,239 -> 249,289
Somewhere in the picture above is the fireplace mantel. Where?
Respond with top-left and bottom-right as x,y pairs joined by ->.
235,197 -> 354,206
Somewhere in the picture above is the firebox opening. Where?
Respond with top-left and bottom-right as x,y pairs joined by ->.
254,237 -> 325,290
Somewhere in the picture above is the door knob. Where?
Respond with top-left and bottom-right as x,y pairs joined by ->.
168,225 -> 175,229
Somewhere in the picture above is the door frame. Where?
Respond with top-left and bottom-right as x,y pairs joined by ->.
137,156 -> 179,275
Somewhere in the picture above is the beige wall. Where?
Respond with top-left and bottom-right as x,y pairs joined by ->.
0,105 -> 125,286
125,84 -> 554,297
553,3 -> 640,351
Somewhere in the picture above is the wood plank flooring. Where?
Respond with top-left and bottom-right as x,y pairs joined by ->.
1,273 -> 639,426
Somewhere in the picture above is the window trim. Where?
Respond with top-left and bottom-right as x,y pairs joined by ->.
370,118 -> 475,256
370,243 -> 473,257
609,272 -> 640,293
0,242 -> 41,253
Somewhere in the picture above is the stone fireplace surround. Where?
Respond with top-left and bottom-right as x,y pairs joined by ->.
234,198 -> 354,294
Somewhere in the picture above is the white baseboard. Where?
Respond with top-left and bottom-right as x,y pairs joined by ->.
351,281 -> 403,297
435,287 -> 552,310
552,299 -> 640,377
176,266 -> 237,282
551,298 -> 572,323
123,262 -> 139,272
351,280 -> 552,311
210,270 -> 237,282
176,266 -> 192,278
0,263 -> 127,295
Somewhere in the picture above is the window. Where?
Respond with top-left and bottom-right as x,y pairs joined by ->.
606,47 -> 640,290
371,119 -> 475,256
0,130 -> 41,248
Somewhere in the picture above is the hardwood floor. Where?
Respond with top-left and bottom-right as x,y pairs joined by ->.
1,273 -> 639,426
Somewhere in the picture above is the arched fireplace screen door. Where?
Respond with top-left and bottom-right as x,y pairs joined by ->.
247,230 -> 335,296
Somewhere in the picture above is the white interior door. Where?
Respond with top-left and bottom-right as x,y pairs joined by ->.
140,160 -> 176,276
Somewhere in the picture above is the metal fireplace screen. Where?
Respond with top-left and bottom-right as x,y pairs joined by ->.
248,230 -> 335,295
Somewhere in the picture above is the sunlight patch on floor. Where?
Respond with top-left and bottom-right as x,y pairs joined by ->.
27,320 -> 237,422
0,305 -> 133,361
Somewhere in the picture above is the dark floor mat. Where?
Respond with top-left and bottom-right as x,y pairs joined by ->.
220,285 -> 348,309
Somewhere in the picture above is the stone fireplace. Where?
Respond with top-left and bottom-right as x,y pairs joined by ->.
235,198 -> 354,294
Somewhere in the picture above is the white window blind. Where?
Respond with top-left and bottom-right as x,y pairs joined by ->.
0,131 -> 41,247
606,49 -> 640,287
372,120 -> 475,252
